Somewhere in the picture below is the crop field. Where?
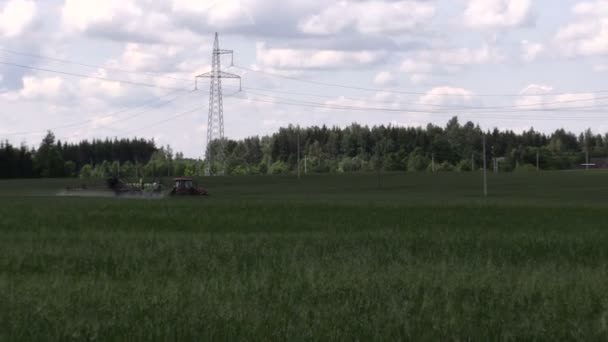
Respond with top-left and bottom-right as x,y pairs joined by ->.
2,171 -> 608,340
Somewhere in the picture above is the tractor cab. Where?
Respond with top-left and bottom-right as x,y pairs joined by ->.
174,178 -> 194,190
170,177 -> 208,196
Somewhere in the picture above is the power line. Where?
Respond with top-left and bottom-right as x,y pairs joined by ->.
0,60 -> 192,92
233,65 -> 608,97
1,90 -> 196,137
120,90 -> 241,137
243,87 -> 608,112
119,106 -> 204,136
0,48 -> 193,84
239,91 -> 608,115
228,93 -> 608,121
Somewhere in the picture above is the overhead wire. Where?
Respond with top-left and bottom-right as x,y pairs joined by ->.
119,90 -> 241,136
0,48 -> 193,84
1,89 -> 197,138
232,65 -> 608,98
0,60 -> 192,92
2,51 -> 608,140
227,93 -> 608,122
242,87 -> 608,112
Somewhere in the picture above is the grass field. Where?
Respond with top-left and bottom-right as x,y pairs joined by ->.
2,171 -> 608,340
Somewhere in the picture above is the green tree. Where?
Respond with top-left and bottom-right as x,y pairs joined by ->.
64,161 -> 77,177
34,132 -> 65,177
269,161 -> 289,175
407,148 -> 429,172
79,164 -> 93,179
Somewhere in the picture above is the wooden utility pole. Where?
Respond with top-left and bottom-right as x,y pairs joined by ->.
483,135 -> 487,197
536,148 -> 540,172
297,127 -> 301,179
585,134 -> 590,171
431,153 -> 435,173
471,153 -> 475,172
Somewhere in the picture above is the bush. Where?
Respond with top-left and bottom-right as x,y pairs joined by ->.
230,165 -> 249,176
64,161 -> 77,178
79,164 -> 93,179
456,159 -> 472,172
515,163 -> 537,172
436,161 -> 455,172
339,157 -> 364,173
269,161 -> 289,175
408,154 -> 429,172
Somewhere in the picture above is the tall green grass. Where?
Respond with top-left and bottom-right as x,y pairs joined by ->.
1,172 -> 608,340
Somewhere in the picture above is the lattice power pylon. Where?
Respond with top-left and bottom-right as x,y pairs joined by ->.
196,32 -> 241,176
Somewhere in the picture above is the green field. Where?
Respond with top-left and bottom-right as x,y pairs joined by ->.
2,172 -> 608,341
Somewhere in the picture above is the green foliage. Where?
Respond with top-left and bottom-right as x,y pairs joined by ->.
120,161 -> 135,178
436,161 -> 455,172
339,156 -> 365,173
6,117 -> 608,180
516,163 -> 538,172
455,159 -> 472,172
64,160 -> 77,177
258,161 -> 269,175
230,165 -> 249,176
269,160 -> 289,175
79,164 -> 93,179
34,132 -> 65,178
408,149 -> 429,172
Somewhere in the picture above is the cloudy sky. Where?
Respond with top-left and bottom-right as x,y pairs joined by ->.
1,0 -> 608,157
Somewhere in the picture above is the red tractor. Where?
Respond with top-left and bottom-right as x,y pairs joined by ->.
169,178 -> 208,196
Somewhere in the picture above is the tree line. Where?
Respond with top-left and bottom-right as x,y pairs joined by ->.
209,117 -> 607,175
2,117 -> 607,179
0,133 -> 157,178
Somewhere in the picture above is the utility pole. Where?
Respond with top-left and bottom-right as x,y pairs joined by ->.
195,32 -> 241,176
431,153 -> 435,173
471,153 -> 475,172
304,156 -> 307,174
483,135 -> 488,197
297,127 -> 301,180
585,135 -> 590,171
536,148 -> 540,172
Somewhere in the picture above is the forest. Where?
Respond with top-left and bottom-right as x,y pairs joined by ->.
1,117 -> 607,179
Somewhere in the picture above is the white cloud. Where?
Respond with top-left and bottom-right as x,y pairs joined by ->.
373,71 -> 397,87
172,0 -> 254,28
594,64 -> 608,72
555,1 -> 608,56
15,76 -> 66,100
0,0 -> 36,38
514,84 -> 596,110
299,1 -> 435,35
400,59 -> 434,73
256,42 -> 387,70
464,0 -> 534,28
515,84 -> 553,109
573,1 -> 608,16
399,44 -> 504,83
60,0 -> 189,44
419,87 -> 474,106
61,0 -> 135,32
521,40 -> 543,62
554,92 -> 596,107
434,44 -> 504,65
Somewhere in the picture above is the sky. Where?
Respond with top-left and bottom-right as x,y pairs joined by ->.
1,0 -> 608,158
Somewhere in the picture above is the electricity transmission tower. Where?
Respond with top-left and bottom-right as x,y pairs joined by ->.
195,32 -> 241,176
